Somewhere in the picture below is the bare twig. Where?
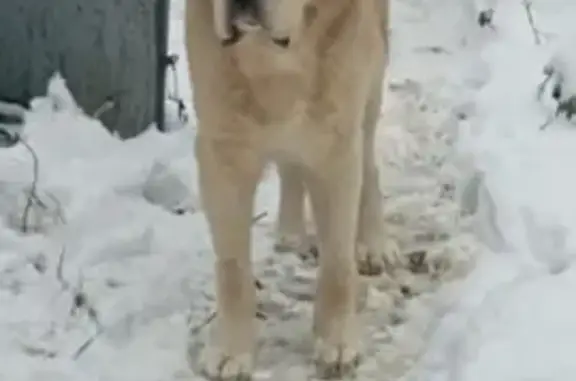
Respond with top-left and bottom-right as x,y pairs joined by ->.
92,98 -> 115,119
189,305 -> 268,337
54,246 -> 103,359
45,192 -> 66,224
537,65 -> 555,101
19,138 -> 40,233
1,105 -> 64,232
252,211 -> 268,224
72,329 -> 103,360
522,0 -> 542,45
3,134 -> 66,232
20,343 -> 57,358
166,54 -> 189,124
56,248 -> 68,287
189,311 -> 217,336
539,114 -> 556,130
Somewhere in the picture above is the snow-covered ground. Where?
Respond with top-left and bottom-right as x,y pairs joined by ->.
1,0 -> 576,380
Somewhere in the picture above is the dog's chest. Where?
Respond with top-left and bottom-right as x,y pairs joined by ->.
228,44 -> 345,166
228,40 -> 317,121
240,76 -> 306,124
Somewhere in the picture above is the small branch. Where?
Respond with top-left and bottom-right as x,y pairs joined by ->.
54,247 -> 103,359
56,248 -> 69,288
20,343 -> 57,359
252,211 -> 268,224
1,133 -> 67,232
522,0 -> 542,45
72,329 -> 103,360
45,192 -> 66,225
189,311 -> 217,336
165,54 -> 189,124
189,306 -> 268,337
536,65 -> 555,101
539,114 -> 555,130
92,98 -> 115,119
19,138 -> 40,233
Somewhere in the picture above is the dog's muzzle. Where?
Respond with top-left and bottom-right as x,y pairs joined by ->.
221,0 -> 291,48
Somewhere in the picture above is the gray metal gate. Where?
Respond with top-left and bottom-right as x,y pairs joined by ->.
0,0 -> 173,138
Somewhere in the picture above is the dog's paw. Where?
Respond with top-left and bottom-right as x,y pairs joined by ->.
273,232 -> 300,253
274,233 -> 319,263
273,233 -> 310,254
355,239 -> 402,277
314,337 -> 361,379
199,345 -> 254,381
355,244 -> 385,277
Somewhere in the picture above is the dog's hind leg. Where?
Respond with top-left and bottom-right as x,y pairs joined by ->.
355,84 -> 389,276
196,135 -> 263,381
274,163 -> 308,253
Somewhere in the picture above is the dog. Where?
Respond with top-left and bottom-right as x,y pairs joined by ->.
185,0 -> 390,379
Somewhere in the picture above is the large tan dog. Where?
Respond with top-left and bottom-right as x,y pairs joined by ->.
186,0 -> 390,379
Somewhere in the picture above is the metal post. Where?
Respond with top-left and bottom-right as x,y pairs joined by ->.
155,0 -> 170,132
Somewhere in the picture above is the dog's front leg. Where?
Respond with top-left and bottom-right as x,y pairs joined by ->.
196,135 -> 262,381
306,131 -> 363,379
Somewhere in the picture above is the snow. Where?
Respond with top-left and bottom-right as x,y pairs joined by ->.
410,1 -> 576,380
1,0 -> 576,380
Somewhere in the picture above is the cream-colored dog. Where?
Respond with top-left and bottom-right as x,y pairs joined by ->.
186,0 -> 389,379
